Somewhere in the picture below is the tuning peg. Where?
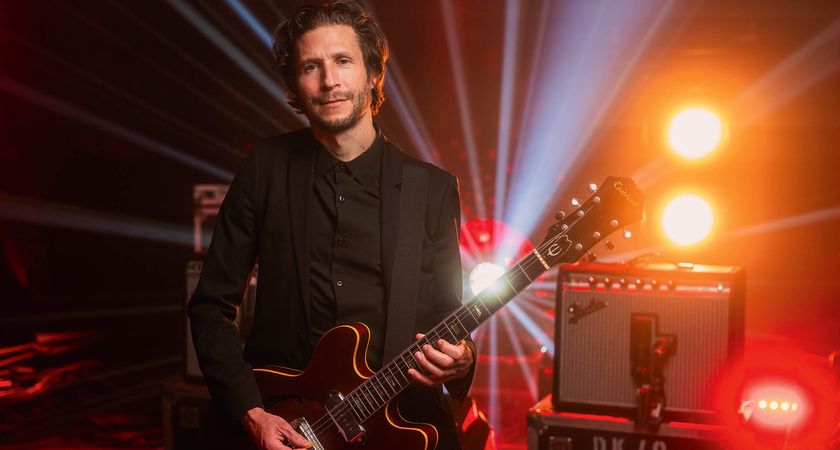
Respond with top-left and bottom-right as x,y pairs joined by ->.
586,252 -> 597,263
605,240 -> 615,250
623,229 -> 632,239
555,210 -> 566,220
586,182 -> 598,193
571,197 -> 580,207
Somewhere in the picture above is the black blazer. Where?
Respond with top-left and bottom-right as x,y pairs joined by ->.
188,129 -> 475,426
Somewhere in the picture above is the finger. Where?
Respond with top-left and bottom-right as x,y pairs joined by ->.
279,425 -> 312,449
286,433 -> 313,449
408,367 -> 437,387
266,439 -> 292,450
436,339 -> 466,360
422,344 -> 455,369
415,349 -> 447,378
415,333 -> 425,341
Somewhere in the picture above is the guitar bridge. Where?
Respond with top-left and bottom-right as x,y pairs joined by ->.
290,417 -> 325,450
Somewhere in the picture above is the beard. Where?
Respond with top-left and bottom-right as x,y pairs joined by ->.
301,87 -> 372,134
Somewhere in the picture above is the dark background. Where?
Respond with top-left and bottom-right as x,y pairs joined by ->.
1,0 -> 838,448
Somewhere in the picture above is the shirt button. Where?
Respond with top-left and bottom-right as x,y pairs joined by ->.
337,163 -> 346,170
336,280 -> 343,287
337,237 -> 345,246
338,194 -> 346,202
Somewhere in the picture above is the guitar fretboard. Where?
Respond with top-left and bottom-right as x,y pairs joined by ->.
341,249 -> 552,422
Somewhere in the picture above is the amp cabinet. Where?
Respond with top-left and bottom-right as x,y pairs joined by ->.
553,261 -> 745,423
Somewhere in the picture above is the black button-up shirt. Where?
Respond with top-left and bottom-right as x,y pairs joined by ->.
308,133 -> 386,369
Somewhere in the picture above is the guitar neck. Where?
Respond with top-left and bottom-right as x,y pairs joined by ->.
342,250 -> 551,422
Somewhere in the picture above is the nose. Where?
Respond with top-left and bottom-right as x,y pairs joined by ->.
321,62 -> 339,90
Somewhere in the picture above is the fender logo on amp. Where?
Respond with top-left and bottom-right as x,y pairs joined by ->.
568,298 -> 608,324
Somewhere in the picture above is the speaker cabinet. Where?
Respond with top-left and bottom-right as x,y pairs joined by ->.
553,261 -> 745,423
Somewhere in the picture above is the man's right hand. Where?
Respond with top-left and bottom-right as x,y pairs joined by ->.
241,407 -> 313,450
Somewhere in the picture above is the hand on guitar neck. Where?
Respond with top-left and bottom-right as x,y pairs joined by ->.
408,333 -> 474,387
241,406 -> 314,450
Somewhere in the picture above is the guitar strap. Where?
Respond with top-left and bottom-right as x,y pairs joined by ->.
382,163 -> 428,364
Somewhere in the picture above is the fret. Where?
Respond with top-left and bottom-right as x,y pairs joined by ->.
401,353 -> 419,372
361,386 -> 376,410
517,262 -> 532,282
463,303 -> 479,322
452,314 -> 467,335
376,372 -> 394,398
505,276 -> 518,293
367,380 -> 386,406
353,393 -> 370,417
395,358 -> 411,382
347,397 -> 364,421
492,292 -> 506,309
384,366 -> 400,391
474,300 -> 491,317
430,328 -> 448,346
442,321 -> 458,343
458,305 -> 480,330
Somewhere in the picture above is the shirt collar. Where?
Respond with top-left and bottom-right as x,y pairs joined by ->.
313,128 -> 384,188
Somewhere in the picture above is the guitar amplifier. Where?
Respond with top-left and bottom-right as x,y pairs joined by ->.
528,395 -> 726,450
553,261 -> 745,423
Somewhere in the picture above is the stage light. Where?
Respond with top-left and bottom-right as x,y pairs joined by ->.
667,107 -> 723,159
469,262 -> 506,296
742,382 -> 808,431
661,194 -> 713,245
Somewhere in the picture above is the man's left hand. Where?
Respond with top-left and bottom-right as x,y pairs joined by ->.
408,333 -> 474,387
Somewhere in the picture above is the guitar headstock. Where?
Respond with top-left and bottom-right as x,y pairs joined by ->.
538,177 -> 644,267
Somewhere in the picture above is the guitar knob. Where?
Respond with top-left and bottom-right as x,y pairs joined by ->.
592,231 -> 601,240
571,198 -> 580,207
574,243 -> 583,251
623,229 -> 632,239
592,196 -> 601,204
587,182 -> 598,193
555,211 -> 566,220
605,240 -> 615,250
609,219 -> 619,227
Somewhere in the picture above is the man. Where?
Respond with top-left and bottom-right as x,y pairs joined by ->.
188,1 -> 476,449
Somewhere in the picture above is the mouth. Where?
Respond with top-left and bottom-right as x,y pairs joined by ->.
320,99 -> 347,106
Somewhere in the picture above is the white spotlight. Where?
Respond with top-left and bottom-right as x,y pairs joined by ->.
469,262 -> 506,296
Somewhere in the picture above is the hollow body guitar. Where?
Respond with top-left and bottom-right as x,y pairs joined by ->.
229,177 -> 644,450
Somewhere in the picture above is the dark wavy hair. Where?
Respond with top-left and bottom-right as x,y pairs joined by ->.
271,0 -> 389,114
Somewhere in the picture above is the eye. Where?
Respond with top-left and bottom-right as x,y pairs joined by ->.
337,57 -> 351,65
303,63 -> 318,73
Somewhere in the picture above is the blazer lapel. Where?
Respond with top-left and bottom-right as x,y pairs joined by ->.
380,140 -> 403,301
381,142 -> 429,362
288,143 -> 315,325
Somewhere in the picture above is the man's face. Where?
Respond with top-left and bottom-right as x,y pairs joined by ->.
293,24 -> 374,133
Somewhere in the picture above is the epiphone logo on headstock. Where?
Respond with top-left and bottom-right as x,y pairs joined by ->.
614,181 -> 639,207
547,235 -> 572,257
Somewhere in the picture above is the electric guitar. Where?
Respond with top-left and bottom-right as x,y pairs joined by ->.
225,177 -> 644,449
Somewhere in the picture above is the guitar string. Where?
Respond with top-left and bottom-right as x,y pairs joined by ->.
305,205 -> 601,436
304,201 -> 614,437
305,206 -> 598,437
